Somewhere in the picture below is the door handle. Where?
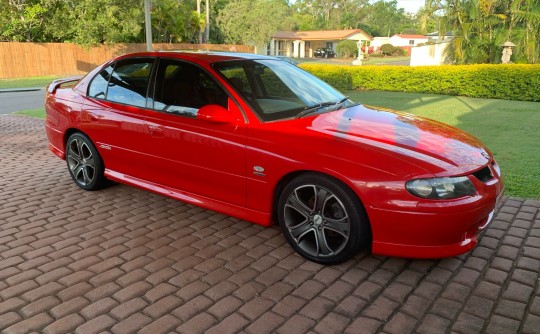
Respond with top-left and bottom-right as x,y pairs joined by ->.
148,125 -> 164,137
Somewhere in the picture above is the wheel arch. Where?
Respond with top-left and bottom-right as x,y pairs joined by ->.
272,169 -> 371,234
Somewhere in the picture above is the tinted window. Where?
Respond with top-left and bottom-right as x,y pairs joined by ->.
88,65 -> 114,99
215,59 -> 348,122
153,59 -> 227,117
106,60 -> 154,108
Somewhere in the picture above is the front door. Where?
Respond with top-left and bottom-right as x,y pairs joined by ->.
143,59 -> 247,206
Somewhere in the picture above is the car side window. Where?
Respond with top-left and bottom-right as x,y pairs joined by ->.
106,60 -> 154,108
153,59 -> 228,117
88,64 -> 114,99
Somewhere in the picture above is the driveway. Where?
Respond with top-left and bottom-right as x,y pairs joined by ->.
0,114 -> 539,333
0,89 -> 46,114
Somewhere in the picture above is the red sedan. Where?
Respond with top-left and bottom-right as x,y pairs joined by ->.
45,52 -> 504,264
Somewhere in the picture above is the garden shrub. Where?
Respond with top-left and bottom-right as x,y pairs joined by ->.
336,40 -> 358,58
380,44 -> 395,56
298,63 -> 540,101
299,63 -> 354,91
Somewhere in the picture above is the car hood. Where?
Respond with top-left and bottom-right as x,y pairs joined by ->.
309,104 -> 492,175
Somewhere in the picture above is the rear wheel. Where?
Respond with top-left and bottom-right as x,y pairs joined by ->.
66,133 -> 107,191
278,173 -> 370,264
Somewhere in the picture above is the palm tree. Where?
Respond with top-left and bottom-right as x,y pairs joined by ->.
425,0 -> 540,63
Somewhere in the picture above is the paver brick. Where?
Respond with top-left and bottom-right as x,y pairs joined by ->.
522,314 -> 540,334
0,312 -> 22,331
1,115 -> 540,333
80,297 -> 119,319
110,312 -> 153,334
2,313 -> 54,333
75,314 -> 116,334
246,312 -> 285,334
276,314 -> 316,334
0,280 -> 39,300
485,315 -> 521,334
345,317 -> 382,334
416,314 -> 452,334
143,295 -> 183,318
207,295 -> 244,320
43,314 -> 85,334
452,312 -> 485,334
20,296 -> 61,317
502,281 -> 535,303
384,312 -> 418,334
143,282 -> 177,303
50,296 -> 91,319
177,312 -> 218,334
138,314 -> 181,334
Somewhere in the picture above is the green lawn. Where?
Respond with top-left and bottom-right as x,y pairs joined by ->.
0,76 -> 59,89
13,109 -> 46,119
13,91 -> 540,199
348,91 -> 540,199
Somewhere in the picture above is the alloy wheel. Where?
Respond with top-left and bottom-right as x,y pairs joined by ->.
283,184 -> 351,259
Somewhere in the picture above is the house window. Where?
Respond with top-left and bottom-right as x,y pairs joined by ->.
278,41 -> 286,56
409,40 -> 415,45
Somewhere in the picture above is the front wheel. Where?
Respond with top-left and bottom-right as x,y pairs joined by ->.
277,173 -> 370,264
65,132 -> 107,191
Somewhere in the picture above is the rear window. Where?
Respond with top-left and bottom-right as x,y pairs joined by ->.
87,59 -> 154,108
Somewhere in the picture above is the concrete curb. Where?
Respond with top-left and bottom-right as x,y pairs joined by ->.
0,87 -> 44,93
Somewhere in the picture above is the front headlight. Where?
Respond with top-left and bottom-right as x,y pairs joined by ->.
406,176 -> 476,199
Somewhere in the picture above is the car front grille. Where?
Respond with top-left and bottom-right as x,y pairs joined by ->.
473,166 -> 494,182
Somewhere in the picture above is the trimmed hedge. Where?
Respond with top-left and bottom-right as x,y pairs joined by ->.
299,63 -> 540,102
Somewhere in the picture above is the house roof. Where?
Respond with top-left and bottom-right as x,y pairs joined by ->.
426,31 -> 455,37
273,29 -> 373,41
392,34 -> 429,39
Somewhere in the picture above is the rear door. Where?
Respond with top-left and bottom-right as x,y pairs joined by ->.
81,58 -> 155,179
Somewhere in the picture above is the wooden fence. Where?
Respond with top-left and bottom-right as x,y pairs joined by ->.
0,42 -> 255,78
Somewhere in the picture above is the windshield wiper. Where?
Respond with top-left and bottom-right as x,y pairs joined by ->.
296,97 -> 350,118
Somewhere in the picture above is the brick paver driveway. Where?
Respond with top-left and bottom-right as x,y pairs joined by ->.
1,114 -> 539,334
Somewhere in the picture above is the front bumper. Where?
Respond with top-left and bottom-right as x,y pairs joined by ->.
368,176 -> 504,259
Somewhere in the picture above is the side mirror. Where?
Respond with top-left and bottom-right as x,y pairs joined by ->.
197,104 -> 236,124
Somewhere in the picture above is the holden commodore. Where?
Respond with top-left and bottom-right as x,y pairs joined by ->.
45,51 -> 504,264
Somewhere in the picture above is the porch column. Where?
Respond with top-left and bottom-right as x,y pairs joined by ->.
270,39 -> 276,56
299,41 -> 306,58
292,40 -> 301,58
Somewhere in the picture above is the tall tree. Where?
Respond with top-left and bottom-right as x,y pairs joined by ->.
217,0 -> 291,50
364,0 -> 415,36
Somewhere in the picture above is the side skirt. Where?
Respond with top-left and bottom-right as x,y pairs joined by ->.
105,169 -> 273,227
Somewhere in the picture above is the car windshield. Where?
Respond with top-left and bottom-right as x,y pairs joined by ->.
213,59 -> 353,121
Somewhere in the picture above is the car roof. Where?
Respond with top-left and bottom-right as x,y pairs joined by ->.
114,51 -> 278,64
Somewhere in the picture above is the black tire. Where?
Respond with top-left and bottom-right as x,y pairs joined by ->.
65,132 -> 107,191
277,173 -> 370,264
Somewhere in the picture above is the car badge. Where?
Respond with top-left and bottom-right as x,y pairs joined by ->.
253,166 -> 266,177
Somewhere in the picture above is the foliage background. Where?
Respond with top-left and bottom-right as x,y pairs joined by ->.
1,0 -> 539,63
0,0 -> 417,45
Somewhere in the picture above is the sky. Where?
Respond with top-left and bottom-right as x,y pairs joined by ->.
395,0 -> 425,13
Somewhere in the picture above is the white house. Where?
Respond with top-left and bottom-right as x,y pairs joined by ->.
388,34 -> 429,47
269,29 -> 373,58
371,37 -> 391,53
